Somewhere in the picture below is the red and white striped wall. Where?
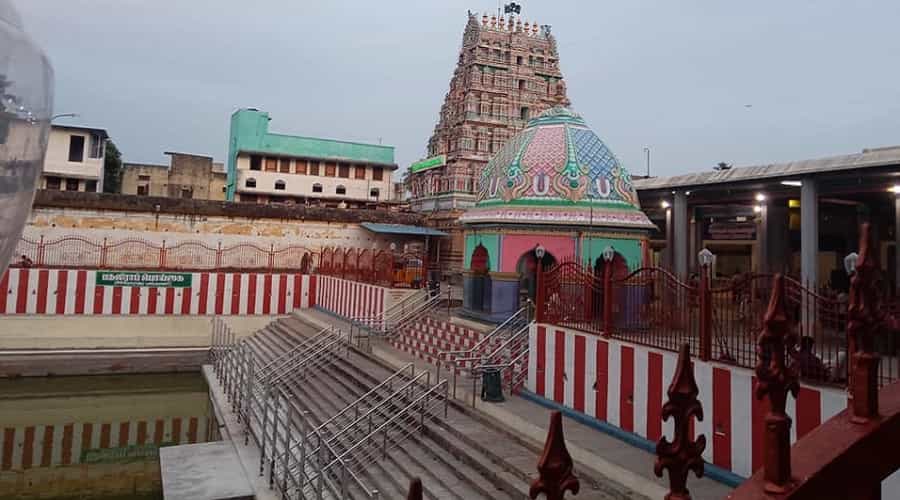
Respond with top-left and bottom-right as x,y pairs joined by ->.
0,268 -> 316,316
526,324 -> 848,478
0,415 -> 210,470
315,275 -> 385,320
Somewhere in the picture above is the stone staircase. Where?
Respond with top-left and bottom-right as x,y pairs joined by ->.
228,315 -> 638,500
389,315 -> 486,367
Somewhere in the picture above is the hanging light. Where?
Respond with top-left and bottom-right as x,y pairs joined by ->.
661,200 -> 671,209
698,248 -> 715,267
602,245 -> 616,262
534,244 -> 546,259
844,252 -> 859,275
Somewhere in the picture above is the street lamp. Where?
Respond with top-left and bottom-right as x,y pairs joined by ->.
602,245 -> 616,262
844,252 -> 859,275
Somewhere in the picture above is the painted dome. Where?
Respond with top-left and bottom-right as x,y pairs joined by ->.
460,106 -> 654,229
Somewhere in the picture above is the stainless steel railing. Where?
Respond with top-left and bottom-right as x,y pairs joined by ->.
436,303 -> 531,399
258,324 -> 334,379
467,322 -> 532,406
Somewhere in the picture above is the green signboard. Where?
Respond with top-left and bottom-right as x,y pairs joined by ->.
409,155 -> 446,173
81,442 -> 173,464
96,271 -> 192,288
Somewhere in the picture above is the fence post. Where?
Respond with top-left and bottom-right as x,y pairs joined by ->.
37,235 -> 44,267
602,262 -> 613,338
847,223 -> 883,423
100,237 -> 108,268
160,240 -> 166,269
268,243 -> 275,271
698,264 -> 712,361
535,261 -> 545,323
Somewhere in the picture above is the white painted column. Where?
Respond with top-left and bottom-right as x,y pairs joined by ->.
801,178 -> 818,331
673,191 -> 689,278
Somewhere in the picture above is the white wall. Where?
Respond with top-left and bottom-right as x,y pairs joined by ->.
42,128 -> 104,188
235,155 -> 393,202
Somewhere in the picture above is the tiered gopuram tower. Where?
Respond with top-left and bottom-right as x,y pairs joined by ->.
408,11 -> 571,272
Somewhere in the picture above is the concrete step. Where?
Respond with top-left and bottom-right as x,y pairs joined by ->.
420,316 -> 484,342
403,322 -> 481,350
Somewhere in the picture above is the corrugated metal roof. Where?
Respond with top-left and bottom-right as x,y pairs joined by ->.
360,222 -> 447,237
633,146 -> 900,191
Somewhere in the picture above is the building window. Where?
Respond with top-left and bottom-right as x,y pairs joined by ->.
372,166 -> 384,181
516,55 -> 523,65
518,79 -> 525,91
68,135 -> 85,162
240,194 -> 258,203
45,176 -> 61,190
250,156 -> 262,171
245,178 -> 257,188
336,185 -> 346,195
65,178 -> 79,191
279,158 -> 291,173
370,188 -> 380,199
309,161 -> 320,176
88,134 -> 104,159
295,160 -> 307,175
265,158 -> 277,172
274,179 -> 286,190
137,185 -> 148,196
338,163 -> 350,178
312,183 -> 323,193
354,166 -> 366,179
520,107 -> 529,120
85,180 -> 98,192
138,174 -> 151,181
181,187 -> 193,199
325,163 -> 336,177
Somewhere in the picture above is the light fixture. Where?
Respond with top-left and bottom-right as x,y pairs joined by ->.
755,193 -> 766,202
534,244 -> 546,259
844,252 -> 859,275
686,191 -> 691,196
753,205 -> 762,213
781,180 -> 802,187
661,200 -> 671,209
602,245 -> 616,262
698,248 -> 715,266
891,185 -> 900,194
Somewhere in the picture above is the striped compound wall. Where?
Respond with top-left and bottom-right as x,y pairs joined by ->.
526,324 -> 848,479
0,268 -> 316,316
315,275 -> 387,321
0,415 -> 210,470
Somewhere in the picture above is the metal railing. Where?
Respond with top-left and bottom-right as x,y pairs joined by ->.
437,302 -> 531,399
260,325 -> 339,383
349,288 -> 450,346
468,322 -> 532,406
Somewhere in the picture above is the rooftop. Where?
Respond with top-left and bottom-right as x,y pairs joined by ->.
51,124 -> 108,138
634,145 -> 900,191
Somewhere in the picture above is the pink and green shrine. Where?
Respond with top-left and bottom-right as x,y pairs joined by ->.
459,106 -> 656,322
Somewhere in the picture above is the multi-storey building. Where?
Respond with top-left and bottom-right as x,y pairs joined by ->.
226,109 -> 398,208
121,152 -> 227,200
40,125 -> 108,193
408,12 -> 570,270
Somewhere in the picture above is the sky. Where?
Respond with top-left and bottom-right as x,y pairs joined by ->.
15,0 -> 900,179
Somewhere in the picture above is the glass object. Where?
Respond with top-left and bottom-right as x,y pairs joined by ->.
0,0 -> 54,274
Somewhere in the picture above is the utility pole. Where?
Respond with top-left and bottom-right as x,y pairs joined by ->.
643,147 -> 651,178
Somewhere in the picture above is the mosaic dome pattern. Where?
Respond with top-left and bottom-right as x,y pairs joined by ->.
461,107 -> 654,228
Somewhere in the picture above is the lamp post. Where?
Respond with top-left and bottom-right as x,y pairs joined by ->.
844,252 -> 859,276
697,248 -> 715,360
534,244 -> 546,323
602,246 -> 615,337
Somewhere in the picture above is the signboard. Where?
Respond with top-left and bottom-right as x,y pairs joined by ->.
81,442 -> 172,464
96,271 -> 193,288
409,155 -> 446,174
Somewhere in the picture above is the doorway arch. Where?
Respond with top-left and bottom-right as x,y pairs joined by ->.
469,244 -> 491,313
517,250 -> 557,303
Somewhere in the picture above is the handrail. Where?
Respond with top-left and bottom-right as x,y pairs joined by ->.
441,303 -> 529,359
385,289 -> 448,336
258,324 -> 333,378
310,380 -> 449,484
314,363 -> 416,434
267,334 -> 345,387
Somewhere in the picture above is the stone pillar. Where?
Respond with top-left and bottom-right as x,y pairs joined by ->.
801,179 -> 818,288
664,207 -> 674,270
757,203 -> 769,274
801,179 -> 818,331
767,203 -> 790,275
691,207 -> 704,275
895,195 -> 900,296
673,191 -> 689,278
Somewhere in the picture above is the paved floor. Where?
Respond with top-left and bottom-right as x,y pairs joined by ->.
300,309 -> 735,500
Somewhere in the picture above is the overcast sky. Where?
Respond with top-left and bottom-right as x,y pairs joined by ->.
16,0 -> 900,178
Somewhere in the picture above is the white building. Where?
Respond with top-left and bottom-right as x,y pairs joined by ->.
41,125 -> 108,193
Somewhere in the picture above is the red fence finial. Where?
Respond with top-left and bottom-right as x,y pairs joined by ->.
530,411 -> 580,500
406,477 -> 423,500
655,343 -> 705,500
847,222 -> 885,422
754,273 -> 799,493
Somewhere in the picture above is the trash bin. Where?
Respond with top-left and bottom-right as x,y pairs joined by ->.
481,368 -> 505,402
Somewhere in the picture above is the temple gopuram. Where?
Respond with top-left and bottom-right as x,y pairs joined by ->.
407,11 -> 571,274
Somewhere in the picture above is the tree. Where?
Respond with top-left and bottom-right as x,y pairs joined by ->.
714,162 -> 732,171
103,140 -> 123,193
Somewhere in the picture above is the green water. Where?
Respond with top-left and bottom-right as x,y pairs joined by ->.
0,373 -> 213,500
